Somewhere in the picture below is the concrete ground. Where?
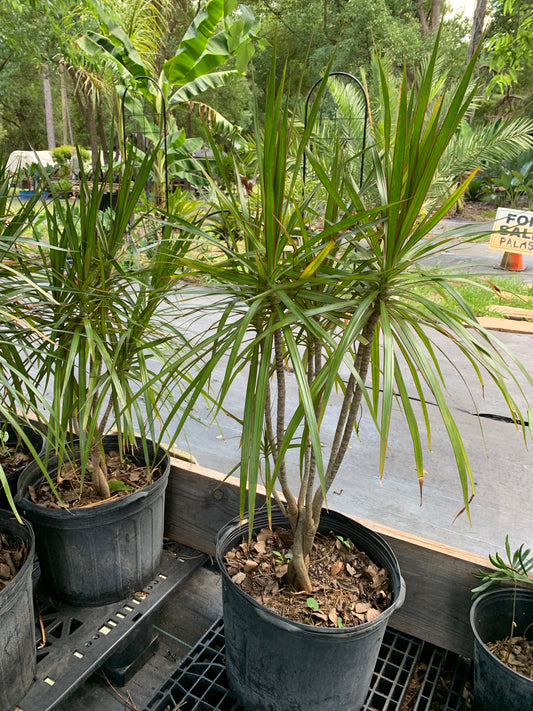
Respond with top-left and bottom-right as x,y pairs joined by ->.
171,221 -> 532,561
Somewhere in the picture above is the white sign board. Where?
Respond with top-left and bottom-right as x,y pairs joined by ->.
490,207 -> 533,255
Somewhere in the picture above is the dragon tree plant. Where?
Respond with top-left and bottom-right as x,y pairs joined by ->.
183,35 -> 532,593
23,147 -> 194,502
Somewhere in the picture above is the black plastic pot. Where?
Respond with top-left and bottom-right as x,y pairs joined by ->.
0,510 -> 36,709
216,508 -> 406,711
0,420 -> 46,510
470,588 -> 533,710
16,435 -> 170,606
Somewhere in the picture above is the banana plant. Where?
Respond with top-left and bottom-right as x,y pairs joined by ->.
78,0 -> 259,191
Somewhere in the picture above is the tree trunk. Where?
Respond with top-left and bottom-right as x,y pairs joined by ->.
42,63 -> 56,149
85,98 -> 99,174
60,61 -> 74,146
468,0 -> 487,62
417,0 -> 442,34
429,0 -> 442,31
417,0 -> 429,33
96,98 -> 109,164
90,444 -> 111,500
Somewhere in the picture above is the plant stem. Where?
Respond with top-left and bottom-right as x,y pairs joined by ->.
312,310 -> 378,518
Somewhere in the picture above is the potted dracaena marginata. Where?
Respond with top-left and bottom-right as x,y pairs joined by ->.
180,36 -> 533,711
470,537 -> 533,710
14,146 -> 195,606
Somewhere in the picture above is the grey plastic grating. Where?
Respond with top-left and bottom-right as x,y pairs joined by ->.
144,618 -> 472,711
443,657 -> 472,711
362,628 -> 423,709
411,646 -> 446,710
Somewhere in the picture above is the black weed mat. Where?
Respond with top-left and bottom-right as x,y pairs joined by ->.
144,618 -> 472,711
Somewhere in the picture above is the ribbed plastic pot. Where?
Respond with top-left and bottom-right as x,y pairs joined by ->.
0,421 -> 46,510
470,588 -> 533,710
216,509 -> 406,711
16,435 -> 170,606
0,510 -> 36,710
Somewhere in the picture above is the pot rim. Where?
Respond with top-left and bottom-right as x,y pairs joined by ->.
15,436 -> 170,519
216,508 -> 406,636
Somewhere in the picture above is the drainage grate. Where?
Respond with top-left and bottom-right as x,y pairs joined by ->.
18,545 -> 206,711
144,619 -> 472,711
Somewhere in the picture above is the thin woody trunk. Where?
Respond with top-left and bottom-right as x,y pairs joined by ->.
90,442 -> 110,500
468,0 -> 487,62
286,311 -> 379,593
60,61 -> 74,146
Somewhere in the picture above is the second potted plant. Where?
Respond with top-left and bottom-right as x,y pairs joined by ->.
184,35 -> 532,711
15,148 -> 194,605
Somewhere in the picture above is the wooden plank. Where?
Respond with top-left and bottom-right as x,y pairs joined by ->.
488,305 -> 533,320
164,459 -> 497,658
477,315 -> 533,334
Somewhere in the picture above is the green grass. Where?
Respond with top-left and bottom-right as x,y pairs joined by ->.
414,275 -> 533,318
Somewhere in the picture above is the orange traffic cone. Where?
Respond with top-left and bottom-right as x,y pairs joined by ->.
497,251 -> 526,271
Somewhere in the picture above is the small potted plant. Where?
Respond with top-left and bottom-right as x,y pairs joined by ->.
471,537 -> 533,710
15,147 -> 195,605
0,509 -> 36,709
183,35 -> 532,711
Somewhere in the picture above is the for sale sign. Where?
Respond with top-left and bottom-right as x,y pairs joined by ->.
490,207 -> 533,254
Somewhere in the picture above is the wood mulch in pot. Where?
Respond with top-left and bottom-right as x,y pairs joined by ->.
28,449 -> 163,509
0,442 -> 32,477
487,635 -> 533,680
0,531 -> 27,591
224,525 -> 392,628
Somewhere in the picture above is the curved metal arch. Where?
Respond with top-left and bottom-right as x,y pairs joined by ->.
303,72 -> 369,189
121,75 -> 169,211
